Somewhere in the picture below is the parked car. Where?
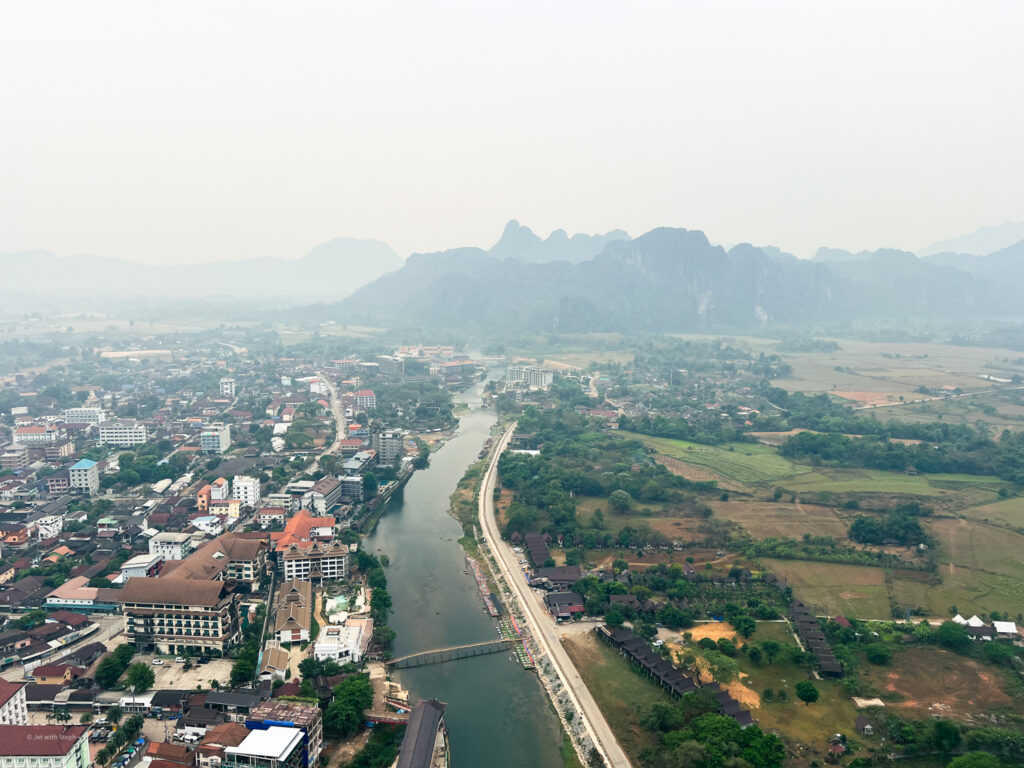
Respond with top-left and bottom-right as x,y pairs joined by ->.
152,659 -> 164,665
175,657 -> 185,663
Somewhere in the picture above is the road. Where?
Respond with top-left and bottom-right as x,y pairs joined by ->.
478,423 -> 632,768
854,383 -> 1024,410
300,372 -> 347,476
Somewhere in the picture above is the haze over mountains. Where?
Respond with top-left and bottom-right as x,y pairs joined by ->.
337,221 -> 1024,333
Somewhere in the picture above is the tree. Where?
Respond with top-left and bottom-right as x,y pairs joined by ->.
701,650 -> 739,683
795,681 -> 819,705
947,753 -> 1001,768
746,646 -> 763,666
865,643 -> 892,665
53,708 -> 71,723
80,713 -> 93,724
933,720 -> 962,753
937,621 -> 971,651
126,662 -> 155,692
609,490 -> 633,513
363,472 -> 378,500
106,705 -> 123,725
605,608 -> 625,628
760,640 -> 782,664
731,614 -> 756,638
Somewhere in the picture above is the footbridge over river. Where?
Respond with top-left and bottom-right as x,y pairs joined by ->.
386,638 -> 516,669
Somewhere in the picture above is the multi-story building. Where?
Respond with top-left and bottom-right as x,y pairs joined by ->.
273,579 -> 312,644
223,726 -> 306,768
0,725 -> 89,768
98,419 -> 148,447
0,446 -> 28,471
201,423 -> 231,454
62,407 -> 106,425
219,378 -> 236,398
264,493 -> 297,513
149,532 -> 194,561
69,458 -> 99,495
44,440 -> 75,461
34,515 -> 63,539
312,622 -> 369,664
339,475 -> 362,502
307,477 -> 340,514
376,355 -> 404,379
46,472 -> 70,495
13,426 -> 61,445
232,475 -> 261,509
506,365 -> 554,389
0,680 -> 27,725
119,578 -> 241,655
280,542 -> 349,584
119,553 -> 165,580
246,703 -> 322,768
256,507 -> 287,527
373,429 -> 404,465
354,389 -> 376,410
160,534 -> 267,592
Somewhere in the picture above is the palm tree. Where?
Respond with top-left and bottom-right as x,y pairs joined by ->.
54,708 -> 71,724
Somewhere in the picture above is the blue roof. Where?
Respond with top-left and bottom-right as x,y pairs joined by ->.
70,459 -> 98,470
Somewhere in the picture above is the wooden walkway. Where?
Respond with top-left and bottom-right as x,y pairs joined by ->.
386,638 -> 515,669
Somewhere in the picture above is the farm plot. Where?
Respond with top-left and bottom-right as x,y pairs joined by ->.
760,559 -> 891,618
709,500 -> 848,540
961,496 -> 1024,528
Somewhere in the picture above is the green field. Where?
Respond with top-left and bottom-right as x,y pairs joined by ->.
563,631 -> 670,762
760,559 -> 892,618
618,432 -> 802,485
962,496 -> 1024,528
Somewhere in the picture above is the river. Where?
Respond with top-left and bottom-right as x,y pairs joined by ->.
363,378 -> 563,768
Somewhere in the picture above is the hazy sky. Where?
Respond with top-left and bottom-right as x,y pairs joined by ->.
2,1 -> 1022,264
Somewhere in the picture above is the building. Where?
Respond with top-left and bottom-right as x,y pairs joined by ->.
44,440 -> 75,461
98,420 -> 148,447
0,681 -> 27,725
31,664 -> 83,685
506,365 -> 554,389
150,532 -> 195,561
274,580 -> 312,645
354,390 -> 376,410
376,355 -> 404,379
219,378 -> 236,398
192,516 -> 224,536
119,578 -> 241,655
395,700 -> 448,768
256,508 -> 286,528
223,726 -> 306,768
160,534 -> 267,592
44,576 -> 109,612
197,722 -> 251,768
13,426 -> 61,445
119,553 -> 165,581
534,565 -> 583,589
68,459 -> 99,495
307,477 -> 340,514
201,424 -> 232,454
312,623 -> 368,664
232,476 -> 261,509
246,701 -> 322,768
280,542 -> 349,584
544,592 -> 585,620
272,509 -> 335,550
62,407 -> 105,425
259,645 -> 290,681
372,429 -> 404,465
46,472 -> 71,495
339,476 -> 362,502
0,446 -> 29,471
0,725 -> 89,768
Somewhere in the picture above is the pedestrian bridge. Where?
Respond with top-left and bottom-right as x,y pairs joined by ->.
386,638 -> 516,669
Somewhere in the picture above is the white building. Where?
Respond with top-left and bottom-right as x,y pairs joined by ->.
0,725 -> 89,768
219,378 -> 236,398
201,423 -> 232,454
0,681 -> 27,725
224,726 -> 306,768
373,429 -> 405,465
506,365 -> 554,388
313,622 -> 369,664
12,426 -> 61,445
119,553 -> 165,581
280,542 -> 349,583
192,516 -> 224,536
69,458 -> 100,494
34,515 -> 64,540
149,531 -> 194,561
354,389 -> 376,410
62,407 -> 106,425
98,419 -> 148,447
232,475 -> 261,509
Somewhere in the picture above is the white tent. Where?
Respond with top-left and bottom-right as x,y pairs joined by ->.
952,614 -> 967,625
966,615 -> 986,627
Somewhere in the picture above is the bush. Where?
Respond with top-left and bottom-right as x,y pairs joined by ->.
865,642 -> 892,665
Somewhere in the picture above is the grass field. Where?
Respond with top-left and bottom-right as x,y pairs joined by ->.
562,631 -> 670,762
961,496 -> 1024,528
761,559 -> 892,618
709,500 -> 848,540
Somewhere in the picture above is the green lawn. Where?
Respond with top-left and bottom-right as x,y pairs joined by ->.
562,631 -> 670,762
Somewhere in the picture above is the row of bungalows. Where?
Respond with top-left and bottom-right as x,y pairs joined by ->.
597,625 -> 754,727
790,601 -> 842,677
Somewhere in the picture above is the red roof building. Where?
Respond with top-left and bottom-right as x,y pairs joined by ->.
0,725 -> 88,755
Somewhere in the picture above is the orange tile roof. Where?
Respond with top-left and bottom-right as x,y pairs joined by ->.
272,509 -> 335,551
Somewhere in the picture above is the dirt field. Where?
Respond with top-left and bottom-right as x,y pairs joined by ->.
709,500 -> 848,540
862,648 -> 1016,721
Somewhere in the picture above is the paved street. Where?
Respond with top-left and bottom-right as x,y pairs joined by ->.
479,424 -> 633,768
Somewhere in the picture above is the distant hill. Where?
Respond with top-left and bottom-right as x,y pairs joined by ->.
337,226 -> 1006,333
488,220 -> 629,263
920,222 -> 1024,257
0,236 -> 401,299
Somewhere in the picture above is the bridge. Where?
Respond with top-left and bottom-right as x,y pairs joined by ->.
386,638 -> 516,669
